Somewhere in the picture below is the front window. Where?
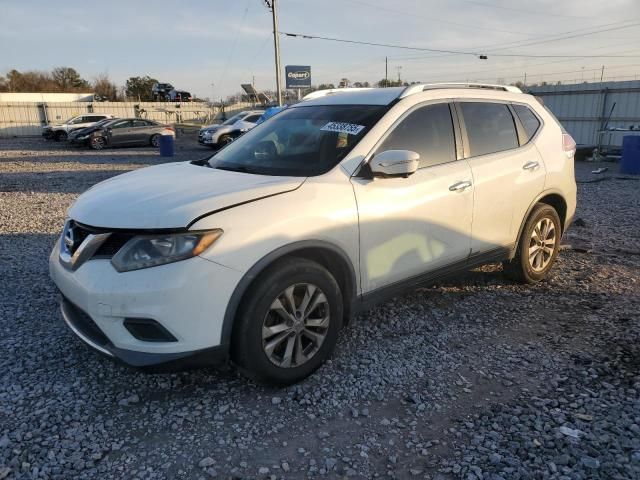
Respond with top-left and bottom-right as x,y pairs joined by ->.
208,105 -> 386,176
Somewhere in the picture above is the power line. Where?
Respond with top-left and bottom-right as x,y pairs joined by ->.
340,0 -> 536,36
280,31 -> 640,59
387,19 -> 640,61
455,0 -> 596,19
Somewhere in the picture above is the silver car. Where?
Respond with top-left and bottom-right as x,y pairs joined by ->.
198,110 -> 264,148
71,118 -> 173,150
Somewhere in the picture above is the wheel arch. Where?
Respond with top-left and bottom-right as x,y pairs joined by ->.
511,189 -> 568,258
221,240 -> 358,349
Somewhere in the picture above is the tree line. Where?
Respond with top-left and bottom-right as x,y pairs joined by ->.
0,67 -> 166,101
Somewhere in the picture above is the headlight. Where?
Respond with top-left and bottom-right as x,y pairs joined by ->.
111,230 -> 223,272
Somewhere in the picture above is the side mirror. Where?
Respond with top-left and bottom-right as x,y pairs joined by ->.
369,150 -> 420,178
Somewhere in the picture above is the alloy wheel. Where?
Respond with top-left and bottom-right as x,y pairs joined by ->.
528,217 -> 556,272
261,283 -> 330,368
91,137 -> 106,150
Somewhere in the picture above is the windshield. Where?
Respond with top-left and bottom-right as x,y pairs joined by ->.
222,113 -> 246,126
208,105 -> 386,176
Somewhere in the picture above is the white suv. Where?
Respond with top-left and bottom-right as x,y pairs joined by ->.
42,114 -> 115,141
198,110 -> 264,148
49,84 -> 576,385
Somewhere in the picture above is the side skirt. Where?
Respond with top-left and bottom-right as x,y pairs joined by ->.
356,246 -> 512,313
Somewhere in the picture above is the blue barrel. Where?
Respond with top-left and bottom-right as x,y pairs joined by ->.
158,134 -> 174,157
621,135 -> 640,175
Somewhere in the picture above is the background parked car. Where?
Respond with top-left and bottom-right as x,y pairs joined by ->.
71,118 -> 173,150
67,118 -> 119,145
42,114 -> 115,141
151,82 -> 174,101
198,110 -> 264,148
167,89 -> 192,102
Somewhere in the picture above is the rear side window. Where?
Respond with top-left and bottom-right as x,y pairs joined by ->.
376,103 -> 456,169
513,104 -> 541,142
459,102 -> 518,157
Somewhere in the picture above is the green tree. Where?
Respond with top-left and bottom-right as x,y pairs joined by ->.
376,78 -> 403,87
52,67 -> 90,90
125,76 -> 158,101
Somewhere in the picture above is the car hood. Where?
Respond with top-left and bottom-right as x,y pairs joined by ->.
68,162 -> 305,229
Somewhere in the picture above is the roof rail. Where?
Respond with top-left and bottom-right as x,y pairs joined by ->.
301,87 -> 373,101
399,83 -> 522,99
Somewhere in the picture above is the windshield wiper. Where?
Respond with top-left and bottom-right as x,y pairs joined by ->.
215,165 -> 257,174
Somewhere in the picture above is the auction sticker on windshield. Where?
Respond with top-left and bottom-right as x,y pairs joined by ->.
320,122 -> 365,135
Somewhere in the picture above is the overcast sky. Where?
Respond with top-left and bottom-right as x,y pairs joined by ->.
1,0 -> 640,98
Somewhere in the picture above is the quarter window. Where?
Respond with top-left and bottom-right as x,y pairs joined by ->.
459,102 -> 518,157
513,104 -> 541,142
375,103 -> 456,169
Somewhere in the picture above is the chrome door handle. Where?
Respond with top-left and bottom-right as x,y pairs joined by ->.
449,180 -> 472,192
523,161 -> 539,171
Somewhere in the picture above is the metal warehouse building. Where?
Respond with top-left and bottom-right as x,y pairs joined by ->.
528,80 -> 640,150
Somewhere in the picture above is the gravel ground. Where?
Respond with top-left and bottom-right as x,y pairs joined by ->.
0,137 -> 638,480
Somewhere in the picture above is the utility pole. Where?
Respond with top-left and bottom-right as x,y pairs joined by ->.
265,0 -> 283,106
523,72 -> 527,88
600,65 -> 605,83
397,66 -> 402,83
385,57 -> 388,87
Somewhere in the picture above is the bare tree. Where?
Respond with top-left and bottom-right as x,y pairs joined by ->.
51,67 -> 90,91
93,73 -> 119,101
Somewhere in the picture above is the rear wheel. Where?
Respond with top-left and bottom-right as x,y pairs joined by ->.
231,258 -> 343,385
150,134 -> 160,147
90,136 -> 106,150
55,131 -> 68,141
503,203 -> 561,283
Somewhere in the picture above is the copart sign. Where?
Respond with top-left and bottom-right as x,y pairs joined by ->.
285,65 -> 311,88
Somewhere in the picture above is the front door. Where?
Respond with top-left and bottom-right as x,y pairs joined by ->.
351,102 -> 474,293
107,120 -> 135,146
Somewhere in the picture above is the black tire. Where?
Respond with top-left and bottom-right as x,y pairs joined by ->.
231,258 -> 343,385
218,134 -> 233,147
55,131 -> 68,141
150,134 -> 160,147
90,136 -> 106,150
503,203 -> 562,284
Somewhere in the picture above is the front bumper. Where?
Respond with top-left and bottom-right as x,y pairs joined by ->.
198,132 -> 217,146
49,240 -> 242,368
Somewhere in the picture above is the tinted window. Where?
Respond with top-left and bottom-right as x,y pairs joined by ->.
460,102 -> 518,157
513,104 -> 541,142
376,103 -> 456,168
210,105 -> 387,177
111,120 -> 133,129
133,120 -> 149,127
243,114 -> 261,123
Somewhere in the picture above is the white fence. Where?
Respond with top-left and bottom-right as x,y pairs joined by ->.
0,101 -> 258,137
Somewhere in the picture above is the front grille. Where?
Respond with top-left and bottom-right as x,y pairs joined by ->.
61,296 -> 111,348
94,233 -> 133,257
69,222 -> 133,259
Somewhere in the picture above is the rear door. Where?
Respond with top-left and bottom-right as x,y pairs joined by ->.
456,100 -> 546,255
131,120 -> 155,144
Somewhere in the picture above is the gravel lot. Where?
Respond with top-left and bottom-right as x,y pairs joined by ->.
1,137 -> 639,480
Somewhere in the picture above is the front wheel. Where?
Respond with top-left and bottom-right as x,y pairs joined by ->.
218,134 -> 233,147
231,258 -> 343,385
150,134 -> 160,147
90,136 -> 106,150
55,131 -> 68,141
503,203 -> 562,283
